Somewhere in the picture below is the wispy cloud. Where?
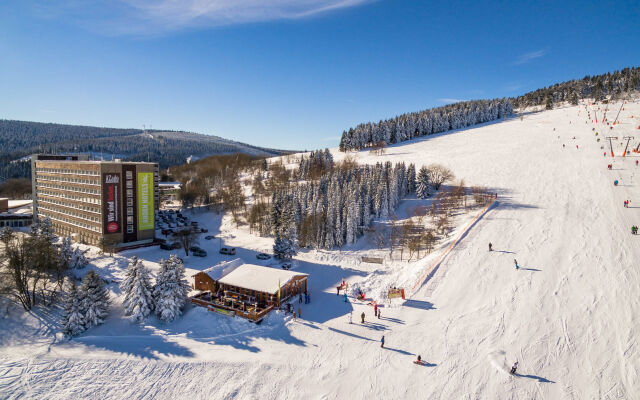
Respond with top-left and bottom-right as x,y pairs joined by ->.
437,98 -> 464,104
513,50 -> 546,65
30,0 -> 374,36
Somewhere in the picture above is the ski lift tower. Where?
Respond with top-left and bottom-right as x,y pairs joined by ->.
622,136 -> 634,157
606,136 -> 618,157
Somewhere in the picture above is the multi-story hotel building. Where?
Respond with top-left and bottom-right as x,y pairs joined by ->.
31,154 -> 159,249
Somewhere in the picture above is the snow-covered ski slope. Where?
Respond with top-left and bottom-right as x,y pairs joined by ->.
2,100 -> 640,399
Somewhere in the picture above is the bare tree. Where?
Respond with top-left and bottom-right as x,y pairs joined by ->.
171,227 -> 201,256
389,215 -> 402,258
399,220 -> 415,261
453,179 -> 466,210
369,141 -> 387,156
472,186 -> 490,205
427,164 -> 455,191
422,230 -> 436,253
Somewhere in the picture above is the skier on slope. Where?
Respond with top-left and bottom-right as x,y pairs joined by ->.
361,312 -> 365,324
510,361 -> 519,374
489,242 -> 493,251
381,335 -> 385,348
514,259 -> 519,270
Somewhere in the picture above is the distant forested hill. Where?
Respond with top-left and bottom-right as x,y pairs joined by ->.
339,66 -> 639,151
0,120 -> 292,180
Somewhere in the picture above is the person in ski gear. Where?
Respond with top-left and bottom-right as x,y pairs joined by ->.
489,242 -> 493,251
299,294 -> 303,303
344,292 -> 348,303
361,312 -> 365,324
514,259 -> 519,270
380,335 -> 385,348
298,307 -> 302,318
510,361 -> 518,374
349,311 -> 353,324
377,310 -> 381,319
374,303 -> 378,316
416,355 -> 422,364
614,180 -> 619,186
636,160 -> 639,166
292,311 -> 296,321
337,286 -> 340,295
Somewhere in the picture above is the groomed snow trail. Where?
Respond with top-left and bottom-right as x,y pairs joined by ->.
1,101 -> 639,399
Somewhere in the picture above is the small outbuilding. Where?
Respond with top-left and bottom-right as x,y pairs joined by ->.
191,258 -> 308,322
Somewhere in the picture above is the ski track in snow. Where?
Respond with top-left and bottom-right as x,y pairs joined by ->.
2,100 -> 640,399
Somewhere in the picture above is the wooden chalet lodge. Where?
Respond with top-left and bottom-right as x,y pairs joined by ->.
191,259 -> 308,322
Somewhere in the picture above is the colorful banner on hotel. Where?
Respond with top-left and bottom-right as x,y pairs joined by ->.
137,172 -> 154,230
102,173 -> 121,234
122,165 -> 137,243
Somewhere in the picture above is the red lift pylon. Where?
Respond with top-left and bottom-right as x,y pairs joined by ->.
606,136 -> 618,157
622,136 -> 634,157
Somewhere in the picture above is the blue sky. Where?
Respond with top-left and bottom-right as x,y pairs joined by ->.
1,0 -> 638,150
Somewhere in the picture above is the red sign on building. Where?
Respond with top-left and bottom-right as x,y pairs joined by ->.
102,173 -> 121,234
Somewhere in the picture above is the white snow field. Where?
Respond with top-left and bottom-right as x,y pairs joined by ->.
2,100 -> 640,399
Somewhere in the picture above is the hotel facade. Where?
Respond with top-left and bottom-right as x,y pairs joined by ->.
31,154 -> 159,248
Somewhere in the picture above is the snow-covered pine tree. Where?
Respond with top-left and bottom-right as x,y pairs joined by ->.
154,255 -> 189,323
378,179 -> 389,219
406,164 -> 416,194
273,194 -> 298,259
71,246 -> 89,269
416,166 -> 431,199
61,279 -> 86,337
80,270 -> 110,328
121,256 -> 154,322
30,216 -> 56,242
59,236 -> 74,270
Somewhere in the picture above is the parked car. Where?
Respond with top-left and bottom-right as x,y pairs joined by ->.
192,249 -> 207,257
204,235 -> 215,240
256,253 -> 271,260
170,242 -> 182,249
189,246 -> 204,252
281,263 -> 292,270
200,228 -> 208,233
219,247 -> 236,255
191,221 -> 198,226
160,242 -> 173,250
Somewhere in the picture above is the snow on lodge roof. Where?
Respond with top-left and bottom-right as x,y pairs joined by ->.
217,263 -> 308,295
199,258 -> 244,281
